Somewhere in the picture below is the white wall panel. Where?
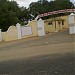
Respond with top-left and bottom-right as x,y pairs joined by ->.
21,26 -> 32,36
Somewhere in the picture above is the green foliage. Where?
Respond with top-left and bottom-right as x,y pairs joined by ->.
0,0 -> 20,31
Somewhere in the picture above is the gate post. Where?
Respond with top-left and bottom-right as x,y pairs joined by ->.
68,13 -> 75,34
0,29 -> 2,42
37,18 -> 45,36
16,23 -> 22,39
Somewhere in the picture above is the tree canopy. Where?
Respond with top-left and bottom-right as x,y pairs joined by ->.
29,0 -> 74,16
0,0 -> 20,31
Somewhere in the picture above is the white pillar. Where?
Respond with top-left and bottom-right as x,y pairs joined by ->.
0,29 -> 2,42
37,18 -> 45,36
16,23 -> 22,39
68,13 -> 75,34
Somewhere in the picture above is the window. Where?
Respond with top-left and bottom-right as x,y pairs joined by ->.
48,22 -> 52,25
58,21 -> 61,25
62,20 -> 64,25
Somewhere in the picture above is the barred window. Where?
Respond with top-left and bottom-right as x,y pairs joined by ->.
48,22 -> 52,25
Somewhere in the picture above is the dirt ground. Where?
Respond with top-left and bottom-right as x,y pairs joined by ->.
0,29 -> 75,62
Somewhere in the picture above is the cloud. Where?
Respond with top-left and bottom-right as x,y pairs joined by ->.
13,0 -> 38,8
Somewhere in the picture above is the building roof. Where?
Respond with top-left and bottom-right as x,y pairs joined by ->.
45,17 -> 64,22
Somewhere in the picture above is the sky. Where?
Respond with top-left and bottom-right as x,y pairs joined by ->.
9,0 -> 75,8
13,0 -> 38,8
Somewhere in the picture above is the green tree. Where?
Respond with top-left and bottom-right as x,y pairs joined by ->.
0,0 -> 20,31
54,0 -> 74,10
18,7 -> 31,25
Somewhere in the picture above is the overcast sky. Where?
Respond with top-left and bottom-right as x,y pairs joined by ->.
10,0 -> 74,8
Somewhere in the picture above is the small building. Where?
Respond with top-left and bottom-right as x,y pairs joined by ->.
44,15 -> 70,33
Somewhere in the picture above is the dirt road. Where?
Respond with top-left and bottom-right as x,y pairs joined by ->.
0,29 -> 75,62
0,42 -> 74,62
